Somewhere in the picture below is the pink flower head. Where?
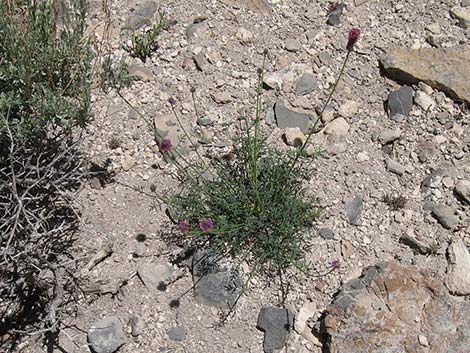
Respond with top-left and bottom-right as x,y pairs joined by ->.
168,97 -> 177,107
158,139 -> 173,152
178,220 -> 190,233
347,28 -> 361,51
199,218 -> 214,233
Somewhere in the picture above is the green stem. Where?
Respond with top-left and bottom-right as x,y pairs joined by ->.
289,50 -> 351,170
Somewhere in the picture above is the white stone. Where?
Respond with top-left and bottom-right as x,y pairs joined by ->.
445,238 -> 470,295
284,127 -> 306,147
418,334 -> 429,347
236,28 -> 253,43
356,152 -> 370,162
414,91 -> 435,111
338,100 -> 359,118
295,301 -> 317,333
324,117 -> 350,137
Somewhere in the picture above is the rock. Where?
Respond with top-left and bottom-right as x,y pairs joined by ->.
341,239 -> 354,258
127,64 -> 154,81
463,0 -> 470,7
211,91 -> 232,104
274,99 -> 313,134
194,52 -> 210,72
386,85 -> 414,118
421,169 -> 447,194
192,249 -> 241,309
121,156 -> 135,171
265,106 -> 276,126
431,204 -> 459,229
338,100 -> 359,118
426,22 -> 441,34
345,194 -> 363,226
123,0 -> 159,30
284,127 -> 306,147
399,235 -> 432,255
326,3 -> 346,26
221,0 -> 272,14
414,91 -> 435,111
295,301 -> 317,333
256,307 -> 294,353
88,317 -> 126,353
129,316 -> 144,337
167,326 -> 186,342
354,0 -> 371,5
450,6 -> 470,28
378,129 -> 401,145
137,262 -> 173,290
417,142 -> 437,163
319,105 -> 335,123
323,117 -> 349,138
455,180 -> 470,204
322,262 -> 470,353
294,73 -> 318,96
386,159 -> 405,175
381,46 -> 470,103
236,28 -> 253,43
285,38 -> 301,52
356,152 -> 369,162
319,228 -> 334,240
446,238 -> 470,295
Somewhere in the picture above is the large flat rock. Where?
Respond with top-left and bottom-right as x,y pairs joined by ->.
380,46 -> 470,103
322,262 -> 470,353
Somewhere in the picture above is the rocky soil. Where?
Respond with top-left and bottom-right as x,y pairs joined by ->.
17,0 -> 470,352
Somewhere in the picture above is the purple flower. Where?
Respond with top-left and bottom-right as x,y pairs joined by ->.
199,218 -> 214,233
178,220 -> 190,234
330,259 -> 341,270
347,28 -> 361,51
158,139 -> 173,152
168,97 -> 177,107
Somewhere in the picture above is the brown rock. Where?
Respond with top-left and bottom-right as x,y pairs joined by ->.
380,46 -> 470,103
322,262 -> 470,353
445,238 -> 470,295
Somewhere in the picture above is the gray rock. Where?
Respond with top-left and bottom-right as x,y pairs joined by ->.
327,13 -> 341,26
431,204 -> 459,229
274,99 -> 313,134
421,169 -> 447,193
192,250 -> 241,309
294,73 -> 318,96
265,106 -> 276,126
450,6 -> 470,28
196,116 -> 213,126
319,228 -> 334,240
381,46 -> 470,103
88,317 -> 126,353
463,0 -> 470,7
130,316 -> 144,337
285,38 -> 301,52
137,262 -> 173,291
194,52 -> 210,72
256,307 -> 294,353
124,0 -> 159,30
378,128 -> 402,145
127,64 -> 154,81
387,159 -> 405,175
399,235 -> 432,255
323,262 -> 470,353
446,238 -> 470,295
167,326 -> 186,342
345,194 -> 363,226
455,180 -> 470,204
417,142 -> 437,163
387,86 -> 414,118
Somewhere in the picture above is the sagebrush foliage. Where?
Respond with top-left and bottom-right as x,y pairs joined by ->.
0,0 -> 93,146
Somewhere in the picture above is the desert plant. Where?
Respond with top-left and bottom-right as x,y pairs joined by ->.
0,0 -> 93,349
124,11 -> 166,62
100,56 -> 133,93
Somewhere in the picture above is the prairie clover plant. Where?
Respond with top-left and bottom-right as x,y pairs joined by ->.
164,29 -> 361,277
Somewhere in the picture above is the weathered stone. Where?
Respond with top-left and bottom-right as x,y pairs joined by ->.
192,250 -> 241,309
414,91 -> 435,111
446,238 -> 470,295
88,317 -> 126,353
236,28 -> 253,43
121,156 -> 135,171
127,64 -> 154,81
295,301 -> 317,333
323,118 -> 350,138
319,228 -> 334,240
294,73 -> 318,96
257,307 -> 294,353
381,46 -> 470,103
221,0 -> 272,14
455,180 -> 470,204
322,262 -> 470,353
338,100 -> 359,118
274,99 -> 313,133
129,316 -> 144,337
386,159 -> 405,175
194,52 -> 210,72
399,235 -> 432,255
285,38 -> 301,52
354,0 -> 371,5
167,326 -> 186,342
284,127 -> 306,147
378,129 -> 402,145
387,86 -> 414,118
431,204 -> 459,229
124,0 -> 159,30
450,6 -> 470,28
137,262 -> 173,290
345,194 -> 363,226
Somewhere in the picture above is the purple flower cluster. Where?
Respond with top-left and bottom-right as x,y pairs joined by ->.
177,218 -> 214,234
158,139 -> 173,153
347,28 -> 361,52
